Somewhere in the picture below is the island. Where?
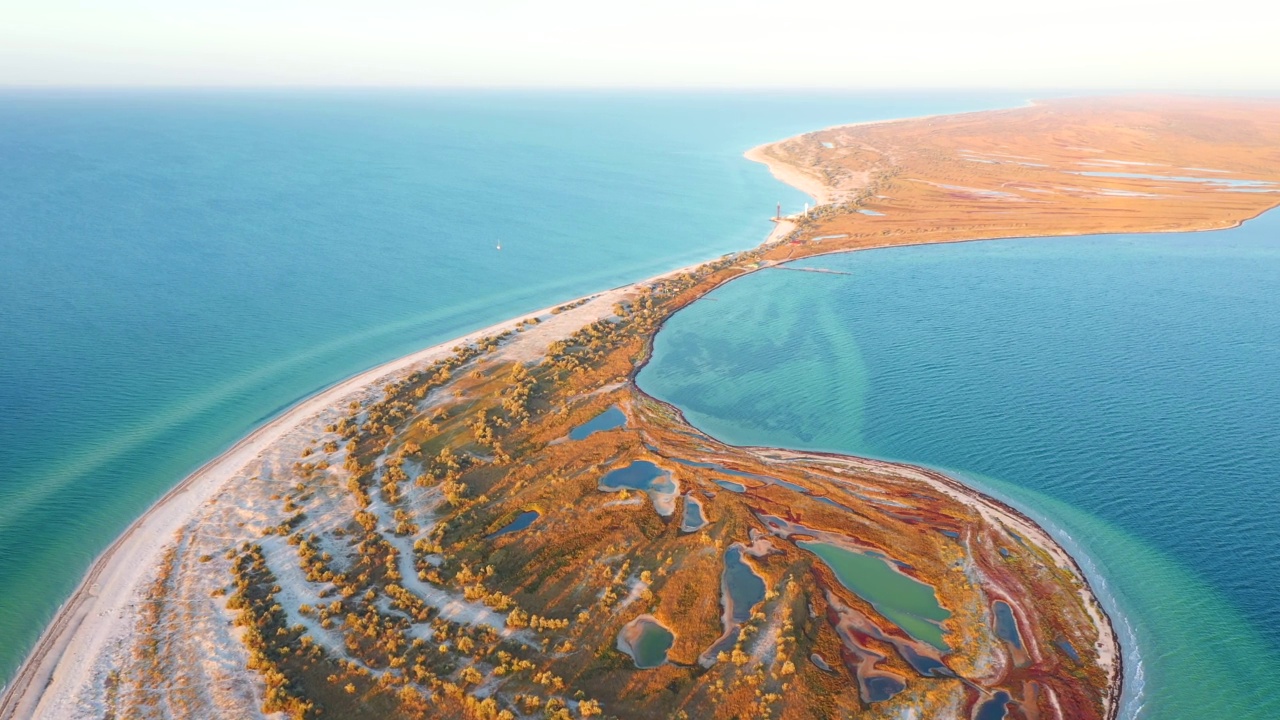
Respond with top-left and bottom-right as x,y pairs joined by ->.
4,96 -> 1279,720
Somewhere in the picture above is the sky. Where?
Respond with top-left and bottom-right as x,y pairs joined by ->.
1,0 -> 1276,89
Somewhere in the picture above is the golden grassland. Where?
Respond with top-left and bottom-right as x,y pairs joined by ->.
754,95 -> 1280,261
102,97 -> 1280,720
194,261 -> 1112,720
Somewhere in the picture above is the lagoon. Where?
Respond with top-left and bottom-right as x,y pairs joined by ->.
639,209 -> 1280,718
0,90 -> 1028,683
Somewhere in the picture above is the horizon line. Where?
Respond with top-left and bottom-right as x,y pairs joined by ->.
2,84 -> 1279,96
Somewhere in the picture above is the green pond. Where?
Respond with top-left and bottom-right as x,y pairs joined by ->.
620,616 -> 675,669
798,540 -> 951,651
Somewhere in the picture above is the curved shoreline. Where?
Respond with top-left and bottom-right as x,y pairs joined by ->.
0,222 -> 799,719
0,320 -> 503,717
632,381 -> 1125,717
629,299 -> 1126,718
12,99 -> 1266,716
0,284 -> 648,718
0,104 -> 989,712
623,197 -> 1278,720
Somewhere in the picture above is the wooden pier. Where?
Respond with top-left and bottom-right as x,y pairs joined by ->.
766,265 -> 852,276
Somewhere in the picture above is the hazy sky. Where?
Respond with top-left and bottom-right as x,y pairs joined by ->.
1,0 -> 1276,89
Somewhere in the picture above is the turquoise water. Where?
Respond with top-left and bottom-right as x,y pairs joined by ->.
619,617 -> 675,669
0,90 -> 1028,684
639,210 -> 1280,718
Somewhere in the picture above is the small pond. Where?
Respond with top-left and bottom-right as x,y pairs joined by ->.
974,690 -> 1012,720
725,545 -> 766,624
992,600 -> 1023,650
600,460 -> 678,516
488,510 -> 539,539
680,494 -> 707,532
569,406 -> 627,440
800,540 -> 950,651
617,615 -> 675,669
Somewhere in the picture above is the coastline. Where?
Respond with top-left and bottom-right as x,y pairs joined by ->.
0,301 -> 567,718
627,382 -> 1125,718
742,100 -> 1038,205
629,247 -> 1128,717
11,98 -> 1267,716
0,258 -> 712,718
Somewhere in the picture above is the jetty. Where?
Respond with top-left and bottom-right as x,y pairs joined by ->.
766,265 -> 852,276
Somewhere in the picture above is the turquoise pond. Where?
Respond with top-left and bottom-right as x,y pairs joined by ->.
639,209 -> 1280,718
619,617 -> 675,669
0,89 -> 1028,684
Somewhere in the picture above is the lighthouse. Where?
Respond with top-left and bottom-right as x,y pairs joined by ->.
776,202 -> 781,221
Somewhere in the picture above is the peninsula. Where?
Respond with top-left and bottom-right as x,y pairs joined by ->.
5,96 -> 1280,720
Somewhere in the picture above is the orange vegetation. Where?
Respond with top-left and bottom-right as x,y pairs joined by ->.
60,97 -> 1280,720
751,96 -> 1280,263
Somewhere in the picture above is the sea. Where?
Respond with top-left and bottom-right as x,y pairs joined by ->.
0,90 -> 1028,688
638,210 -> 1280,718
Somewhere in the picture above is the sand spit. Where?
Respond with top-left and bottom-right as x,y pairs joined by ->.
11,97 -> 1274,718
0,279 -> 656,719
629,375 -> 1123,718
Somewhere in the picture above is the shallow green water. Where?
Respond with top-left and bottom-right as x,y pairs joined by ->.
1,90 -> 1031,684
626,618 -> 675,669
799,540 -> 950,651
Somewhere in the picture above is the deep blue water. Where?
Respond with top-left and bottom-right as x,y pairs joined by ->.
639,210 -> 1280,718
0,90 -> 1031,685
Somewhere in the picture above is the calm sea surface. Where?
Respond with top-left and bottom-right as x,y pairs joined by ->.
639,211 -> 1280,718
0,90 -> 1025,686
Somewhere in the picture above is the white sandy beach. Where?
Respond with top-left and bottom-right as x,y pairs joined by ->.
0,257 -> 716,719
0,108 -> 1122,718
